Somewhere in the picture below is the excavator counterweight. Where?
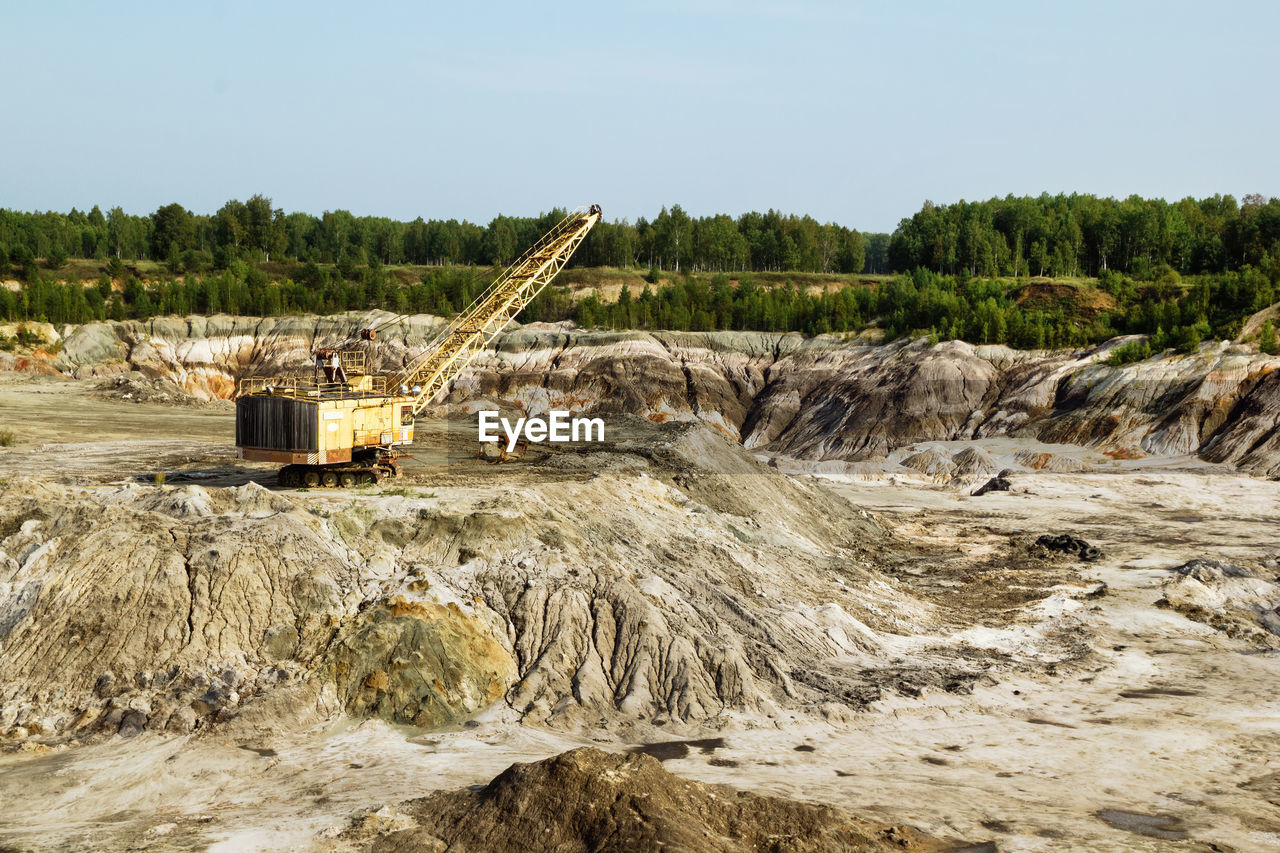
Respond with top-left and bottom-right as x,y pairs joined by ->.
235,205 -> 602,486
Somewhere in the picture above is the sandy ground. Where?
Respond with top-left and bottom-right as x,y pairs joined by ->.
0,373 -> 1278,851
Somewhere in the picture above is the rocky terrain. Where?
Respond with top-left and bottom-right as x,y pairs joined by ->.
0,315 -> 1277,851
0,415 -> 1082,749
15,311 -> 1280,478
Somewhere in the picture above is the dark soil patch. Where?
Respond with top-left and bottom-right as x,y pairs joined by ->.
629,737 -> 727,761
1119,687 -> 1198,699
1095,809 -> 1188,840
1026,718 -> 1076,728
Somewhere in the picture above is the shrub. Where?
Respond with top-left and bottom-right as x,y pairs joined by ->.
183,249 -> 214,272
1106,339 -> 1153,366
1174,319 -> 1211,353
1260,319 -> 1278,355
0,430 -> 15,447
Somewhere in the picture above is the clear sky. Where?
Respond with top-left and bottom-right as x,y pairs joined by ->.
3,0 -> 1276,232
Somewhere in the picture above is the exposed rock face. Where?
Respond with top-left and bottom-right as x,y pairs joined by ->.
743,339 -> 1004,459
353,747 -> 946,852
58,315 -> 395,400
48,315 -> 1280,475
1198,368 -> 1280,473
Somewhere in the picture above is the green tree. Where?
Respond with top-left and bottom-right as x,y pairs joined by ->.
654,205 -> 691,271
14,246 -> 39,282
484,215 -> 518,265
1260,319 -> 1279,355
151,202 -> 196,259
46,244 -> 67,270
244,194 -> 285,261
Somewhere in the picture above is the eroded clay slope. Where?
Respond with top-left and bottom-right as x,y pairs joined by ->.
0,478 -> 515,741
1,421 -> 1085,747
48,314 -> 1280,475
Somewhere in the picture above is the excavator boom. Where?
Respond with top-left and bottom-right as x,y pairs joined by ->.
394,205 -> 601,413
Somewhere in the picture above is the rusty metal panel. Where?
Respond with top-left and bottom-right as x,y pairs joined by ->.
236,396 -> 319,452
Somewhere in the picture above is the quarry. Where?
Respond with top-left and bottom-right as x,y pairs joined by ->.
6,1 -> 1278,848
0,313 -> 1275,851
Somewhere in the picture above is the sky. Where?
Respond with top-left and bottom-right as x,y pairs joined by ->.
2,0 -> 1276,232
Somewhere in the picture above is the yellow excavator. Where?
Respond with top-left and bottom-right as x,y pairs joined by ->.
235,205 -> 601,487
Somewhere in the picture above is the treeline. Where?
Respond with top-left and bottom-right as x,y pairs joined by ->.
4,191 -> 1279,357
7,258 -> 1273,360
0,198 -> 869,276
551,265 -> 1276,351
8,192 -> 1279,284
889,193 -> 1280,279
0,262 -> 498,325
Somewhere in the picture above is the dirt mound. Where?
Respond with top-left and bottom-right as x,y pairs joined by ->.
900,447 -> 956,480
1012,448 -> 1088,473
1,420 -> 1068,746
1011,280 -> 1116,317
392,422 -> 1015,727
0,479 -> 515,743
93,372 -> 233,408
1161,557 -> 1280,647
950,446 -> 999,481
354,747 -> 946,852
971,471 -> 1012,496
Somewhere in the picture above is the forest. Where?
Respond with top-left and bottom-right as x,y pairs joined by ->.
0,198 -> 868,276
4,260 -> 1274,360
888,193 -> 1280,278
557,265 -> 1275,353
1,193 -> 1278,357
4,192 -> 1280,280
